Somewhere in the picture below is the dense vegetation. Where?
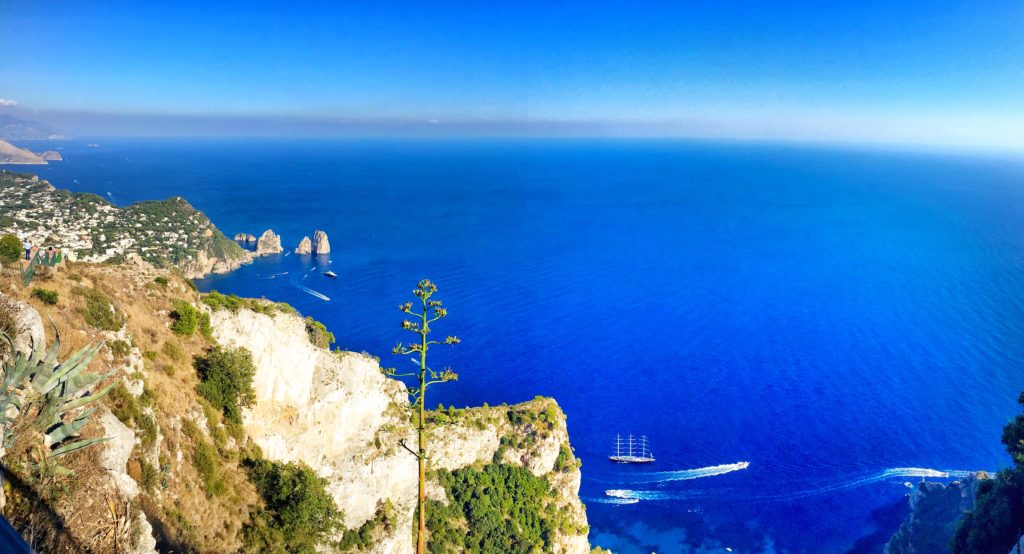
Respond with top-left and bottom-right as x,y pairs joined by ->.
74,286 -> 125,331
171,300 -> 200,335
31,287 -> 59,305
242,457 -> 342,553
0,233 -> 21,263
203,290 -> 295,316
194,346 -> 256,424
304,316 -> 335,349
425,462 -> 564,553
951,392 -> 1024,553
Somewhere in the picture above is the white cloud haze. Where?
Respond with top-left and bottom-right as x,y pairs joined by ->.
0,99 -> 18,107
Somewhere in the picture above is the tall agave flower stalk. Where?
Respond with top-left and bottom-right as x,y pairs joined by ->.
0,325 -> 113,460
384,280 -> 460,554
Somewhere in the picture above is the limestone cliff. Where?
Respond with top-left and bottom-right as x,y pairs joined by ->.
211,307 -> 590,553
296,236 -> 312,254
313,229 -> 331,254
234,232 -> 257,242
255,229 -> 283,255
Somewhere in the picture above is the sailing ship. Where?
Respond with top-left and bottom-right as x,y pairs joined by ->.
609,434 -> 655,464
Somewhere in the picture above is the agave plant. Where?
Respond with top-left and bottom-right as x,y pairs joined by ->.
0,324 -> 113,459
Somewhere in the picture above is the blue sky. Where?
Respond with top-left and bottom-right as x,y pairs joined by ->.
1,1 -> 1022,146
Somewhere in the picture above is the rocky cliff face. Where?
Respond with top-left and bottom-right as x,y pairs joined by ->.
211,308 -> 590,553
312,229 -> 331,254
295,236 -> 312,254
255,229 -> 283,255
234,232 -> 257,242
885,475 -> 987,554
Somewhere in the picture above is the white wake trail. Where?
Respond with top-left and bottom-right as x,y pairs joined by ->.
627,461 -> 750,484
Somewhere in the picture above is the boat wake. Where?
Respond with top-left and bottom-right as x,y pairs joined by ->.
585,496 -> 640,505
295,285 -> 330,301
626,461 -> 750,484
758,467 -> 977,502
603,466 -> 978,504
605,489 -> 701,501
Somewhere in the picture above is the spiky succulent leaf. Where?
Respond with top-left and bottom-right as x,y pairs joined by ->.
56,382 -> 117,416
47,408 -> 97,444
36,342 -> 102,395
49,436 -> 111,458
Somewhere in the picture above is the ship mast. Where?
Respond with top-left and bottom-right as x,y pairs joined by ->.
614,434 -> 622,457
628,434 -> 634,457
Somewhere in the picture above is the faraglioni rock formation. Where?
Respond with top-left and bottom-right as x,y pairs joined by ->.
40,150 -> 62,161
295,236 -> 312,254
255,229 -> 283,255
312,229 -> 330,254
234,232 -> 257,242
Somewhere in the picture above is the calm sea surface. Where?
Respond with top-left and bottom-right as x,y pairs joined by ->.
9,138 -> 1024,553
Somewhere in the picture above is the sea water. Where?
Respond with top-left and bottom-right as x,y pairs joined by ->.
11,138 -> 1024,553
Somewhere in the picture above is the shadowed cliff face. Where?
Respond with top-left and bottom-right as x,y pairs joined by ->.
212,307 -> 591,553
885,475 -> 986,554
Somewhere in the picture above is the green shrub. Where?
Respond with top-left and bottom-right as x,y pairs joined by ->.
337,500 -> 395,551
170,301 -> 199,336
243,458 -> 342,553
108,339 -> 132,358
75,287 -> 125,331
554,444 -> 574,473
202,290 -> 244,313
193,437 -> 226,497
194,346 -> 256,424
304,317 -> 335,349
142,350 -> 158,361
31,288 -> 59,305
198,311 -> 214,341
154,276 -> 169,287
139,460 -> 160,494
107,382 -> 157,448
0,234 -> 21,264
425,462 -> 563,552
162,339 -> 185,362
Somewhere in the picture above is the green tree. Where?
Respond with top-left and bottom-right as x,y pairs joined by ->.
194,346 -> 256,424
243,458 -> 342,553
384,280 -> 460,554
170,301 -> 199,336
951,392 -> 1024,553
0,234 -> 21,264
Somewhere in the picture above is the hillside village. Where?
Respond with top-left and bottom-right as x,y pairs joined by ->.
0,170 -> 251,278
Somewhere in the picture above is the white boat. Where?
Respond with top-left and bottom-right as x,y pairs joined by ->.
323,270 -> 338,278
609,434 -> 655,464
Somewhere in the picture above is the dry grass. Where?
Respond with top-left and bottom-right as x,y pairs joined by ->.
1,262 -> 260,552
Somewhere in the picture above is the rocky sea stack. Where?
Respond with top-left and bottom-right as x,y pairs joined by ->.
295,236 -> 312,254
312,229 -> 330,254
234,232 -> 256,242
255,229 -> 283,255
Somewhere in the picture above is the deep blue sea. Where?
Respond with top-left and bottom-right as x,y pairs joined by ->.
7,138 -> 1024,553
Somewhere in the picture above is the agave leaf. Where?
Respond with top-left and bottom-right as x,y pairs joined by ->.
49,436 -> 111,458
57,381 -> 117,415
38,343 -> 102,395
47,408 -> 96,444
60,370 -> 108,397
